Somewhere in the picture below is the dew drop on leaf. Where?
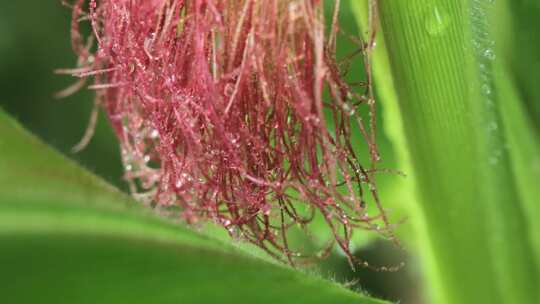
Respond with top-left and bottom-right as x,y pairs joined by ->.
425,7 -> 450,37
483,48 -> 496,60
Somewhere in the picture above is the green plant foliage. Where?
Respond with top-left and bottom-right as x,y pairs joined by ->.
490,0 -> 540,267
352,1 -> 539,304
2,0 -> 539,303
0,109 -> 388,304
506,1 -> 540,130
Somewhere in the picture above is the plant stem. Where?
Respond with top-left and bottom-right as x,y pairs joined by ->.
354,0 -> 539,303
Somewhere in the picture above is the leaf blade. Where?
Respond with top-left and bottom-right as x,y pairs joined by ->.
0,108 -> 387,304
353,1 -> 539,303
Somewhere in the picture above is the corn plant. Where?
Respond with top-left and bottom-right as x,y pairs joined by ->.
0,0 -> 538,303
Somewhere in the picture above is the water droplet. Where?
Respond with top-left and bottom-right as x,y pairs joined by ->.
224,83 -> 234,97
483,49 -> 496,60
342,103 -> 354,116
487,121 -> 498,132
425,7 -> 450,37
176,173 -> 190,189
481,84 -> 492,95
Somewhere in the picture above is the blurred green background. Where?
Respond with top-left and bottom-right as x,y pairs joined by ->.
0,2 -> 124,189
0,1 -> 420,303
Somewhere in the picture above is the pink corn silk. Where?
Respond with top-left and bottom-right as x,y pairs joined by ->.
68,0 -> 397,267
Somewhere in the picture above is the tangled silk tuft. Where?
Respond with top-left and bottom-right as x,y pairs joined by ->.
63,0 -> 398,268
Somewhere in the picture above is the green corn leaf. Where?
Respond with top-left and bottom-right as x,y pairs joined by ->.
0,108 -> 388,304
490,0 -> 540,278
506,1 -> 540,130
352,1 -> 539,303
